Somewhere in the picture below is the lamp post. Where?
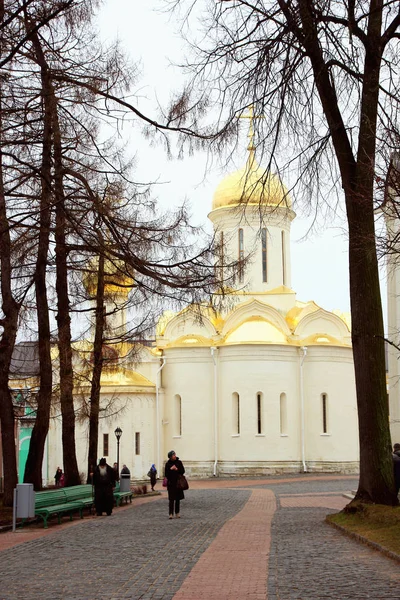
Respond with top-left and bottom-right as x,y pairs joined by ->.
114,427 -> 122,474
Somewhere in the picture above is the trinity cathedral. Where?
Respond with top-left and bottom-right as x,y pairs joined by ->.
10,145 -> 400,484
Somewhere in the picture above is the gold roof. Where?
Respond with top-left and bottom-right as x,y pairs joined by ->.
84,257 -> 135,297
212,157 -> 291,210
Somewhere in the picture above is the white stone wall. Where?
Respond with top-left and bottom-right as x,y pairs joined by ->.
157,343 -> 358,477
386,212 -> 400,443
217,345 -> 300,464
161,347 -> 215,466
302,346 -> 359,465
46,390 -> 157,484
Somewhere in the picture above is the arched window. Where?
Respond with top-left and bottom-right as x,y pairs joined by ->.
232,392 -> 240,434
174,394 -> 182,436
322,393 -> 328,433
261,228 -> 267,283
238,229 -> 244,283
280,393 -> 287,435
256,392 -> 263,434
281,230 -> 286,285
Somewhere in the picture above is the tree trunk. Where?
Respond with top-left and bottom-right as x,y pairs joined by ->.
348,193 -> 395,503
87,253 -> 105,482
297,0 -> 396,505
53,90 -> 80,487
348,1 -> 396,503
23,19 -> 53,490
0,96 -> 19,506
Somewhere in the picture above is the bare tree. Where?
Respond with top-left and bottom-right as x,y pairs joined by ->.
1,0 -> 237,501
165,0 -> 400,505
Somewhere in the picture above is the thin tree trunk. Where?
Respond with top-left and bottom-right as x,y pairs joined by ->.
87,252 -> 105,482
52,89 -> 80,487
23,18 -> 53,490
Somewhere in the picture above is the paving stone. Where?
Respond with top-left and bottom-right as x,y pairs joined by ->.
1,476 -> 400,599
0,489 -> 250,600
267,504 -> 400,599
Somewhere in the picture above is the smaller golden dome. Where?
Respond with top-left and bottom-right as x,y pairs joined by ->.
83,257 -> 135,298
212,157 -> 291,210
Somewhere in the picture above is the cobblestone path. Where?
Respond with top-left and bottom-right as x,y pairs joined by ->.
0,489 -> 250,600
1,476 -> 400,599
267,505 -> 400,599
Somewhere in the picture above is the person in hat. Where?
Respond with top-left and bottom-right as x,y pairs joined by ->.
147,464 -> 157,491
164,450 -> 185,519
93,458 -> 116,516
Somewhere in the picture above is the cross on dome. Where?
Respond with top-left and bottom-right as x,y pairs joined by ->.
238,105 -> 264,164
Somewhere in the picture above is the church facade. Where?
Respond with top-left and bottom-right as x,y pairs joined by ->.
43,146 -> 362,482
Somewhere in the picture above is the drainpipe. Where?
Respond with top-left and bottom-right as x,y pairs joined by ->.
299,346 -> 308,473
210,347 -> 218,476
155,356 -> 166,471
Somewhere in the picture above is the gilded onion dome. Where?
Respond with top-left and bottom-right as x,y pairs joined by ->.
83,257 -> 135,298
212,156 -> 291,211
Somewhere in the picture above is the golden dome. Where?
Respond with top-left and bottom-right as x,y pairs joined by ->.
83,257 -> 135,298
212,158 -> 291,210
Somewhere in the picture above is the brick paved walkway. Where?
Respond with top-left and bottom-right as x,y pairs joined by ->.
0,475 -> 399,599
173,489 -> 276,600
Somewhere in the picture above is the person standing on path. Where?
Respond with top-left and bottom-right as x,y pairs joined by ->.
164,450 -> 185,519
147,464 -> 157,491
54,467 -> 62,487
93,458 -> 116,516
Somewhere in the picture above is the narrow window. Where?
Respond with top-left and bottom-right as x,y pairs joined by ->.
281,230 -> 286,285
103,433 -> 109,456
280,393 -> 287,435
322,394 -> 328,433
232,392 -> 240,434
261,228 -> 267,282
257,392 -> 263,434
174,394 -> 182,436
238,228 -> 244,283
135,432 -> 140,455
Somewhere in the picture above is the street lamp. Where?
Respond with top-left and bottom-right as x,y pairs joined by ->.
114,427 -> 123,473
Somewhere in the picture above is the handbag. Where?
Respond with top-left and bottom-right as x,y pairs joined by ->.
176,474 -> 189,491
162,477 -> 168,487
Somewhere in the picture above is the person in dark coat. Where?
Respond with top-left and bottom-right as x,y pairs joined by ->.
164,450 -> 185,519
148,464 -> 157,491
54,467 -> 62,487
93,458 -> 116,516
393,443 -> 400,495
113,462 -> 120,482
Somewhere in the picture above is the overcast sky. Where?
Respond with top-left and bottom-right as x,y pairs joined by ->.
95,0 -> 389,318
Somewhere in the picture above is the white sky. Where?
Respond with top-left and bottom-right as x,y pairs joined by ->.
95,0 -> 389,318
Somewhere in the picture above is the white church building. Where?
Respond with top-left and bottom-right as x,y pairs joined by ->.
43,139 -> 366,483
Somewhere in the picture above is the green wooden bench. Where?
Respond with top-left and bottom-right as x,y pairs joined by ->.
34,483 -> 131,528
35,489 -> 85,529
113,482 -> 133,506
63,484 -> 94,513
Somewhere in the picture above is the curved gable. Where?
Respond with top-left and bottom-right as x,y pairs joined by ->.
162,309 -> 216,342
225,318 -> 287,344
221,299 -> 292,338
294,308 -> 350,340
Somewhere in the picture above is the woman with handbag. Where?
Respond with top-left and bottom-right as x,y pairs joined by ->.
164,450 -> 186,519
